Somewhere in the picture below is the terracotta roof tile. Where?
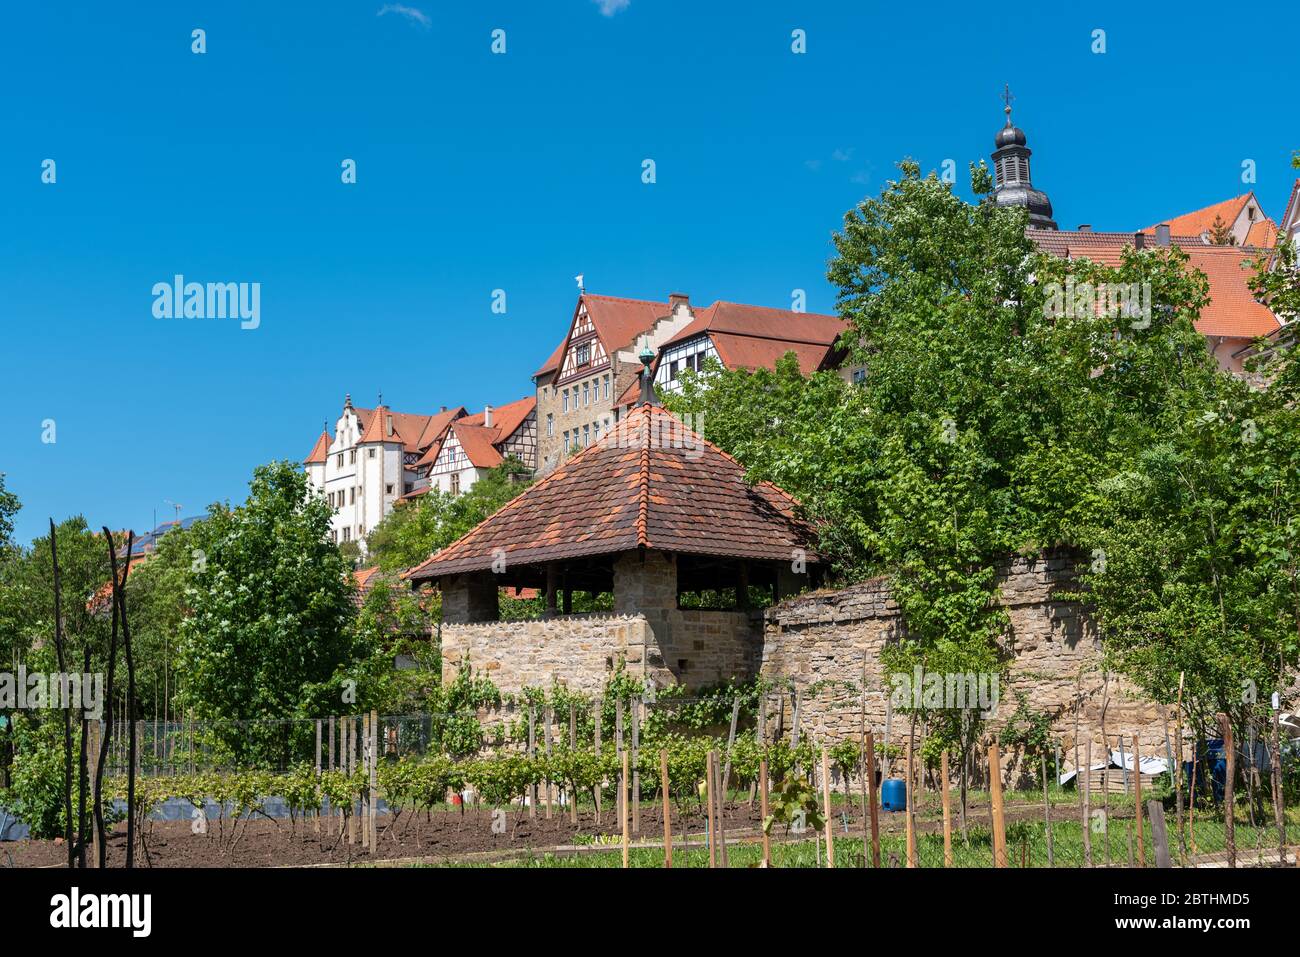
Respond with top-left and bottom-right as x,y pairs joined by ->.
304,430 -> 331,464
1027,229 -> 1280,340
1145,194 -> 1254,237
407,404 -> 820,580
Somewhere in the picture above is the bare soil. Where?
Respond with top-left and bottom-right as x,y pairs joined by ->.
3,800 -> 770,868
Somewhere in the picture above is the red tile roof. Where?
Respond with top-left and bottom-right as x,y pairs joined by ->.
450,422 -> 505,469
1146,193 -> 1256,237
664,301 -> 845,350
534,294 -> 669,379
445,395 -> 536,469
1027,230 -> 1280,340
407,403 -> 820,581
304,430 -> 331,464
358,405 -> 409,446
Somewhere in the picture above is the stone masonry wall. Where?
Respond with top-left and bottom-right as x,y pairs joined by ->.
761,553 -> 1165,774
440,550 -> 764,695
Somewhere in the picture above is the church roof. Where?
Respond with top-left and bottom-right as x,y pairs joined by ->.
407,403 -> 820,581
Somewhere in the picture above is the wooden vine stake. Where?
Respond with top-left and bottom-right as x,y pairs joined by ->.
1133,737 -> 1144,868
621,749 -> 630,869
905,741 -> 917,867
569,702 -> 578,824
817,747 -> 833,868
704,749 -> 717,868
1220,714 -> 1236,868
714,747 -> 729,867
865,730 -> 881,867
660,748 -> 672,868
314,719 -> 322,837
988,742 -> 1007,867
759,757 -> 771,868
941,750 -> 953,867
369,709 -> 378,851
361,712 -> 370,850
1082,738 -> 1092,867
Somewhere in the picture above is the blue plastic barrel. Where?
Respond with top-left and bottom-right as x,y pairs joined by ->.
881,778 -> 907,812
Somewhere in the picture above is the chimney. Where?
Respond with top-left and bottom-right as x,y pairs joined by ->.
1134,232 -> 1145,251
668,292 -> 690,313
1077,224 -> 1091,232
440,405 -> 447,413
484,405 -> 493,428
1155,223 -> 1171,247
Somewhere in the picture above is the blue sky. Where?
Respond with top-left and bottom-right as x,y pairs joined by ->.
2,0 -> 1297,545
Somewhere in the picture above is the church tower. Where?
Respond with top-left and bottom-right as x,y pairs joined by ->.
992,86 -> 1057,230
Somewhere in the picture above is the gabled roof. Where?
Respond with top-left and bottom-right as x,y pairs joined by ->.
1144,192 -> 1278,249
534,294 -> 668,379
663,301 -> 845,351
1027,229 -> 1281,339
415,407 -> 465,449
358,405 -> 409,446
1282,179 -> 1300,233
304,430 -> 331,464
1146,193 -> 1254,236
460,395 -> 536,441
407,403 -> 820,581
441,396 -> 536,470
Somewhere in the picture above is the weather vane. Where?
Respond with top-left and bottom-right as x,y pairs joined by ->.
1001,83 -> 1015,117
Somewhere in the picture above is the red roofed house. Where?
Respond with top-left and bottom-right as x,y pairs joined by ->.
534,291 -> 850,474
424,395 -> 537,496
408,360 -> 822,693
304,393 -> 537,552
1028,228 -> 1282,374
1145,192 -> 1279,249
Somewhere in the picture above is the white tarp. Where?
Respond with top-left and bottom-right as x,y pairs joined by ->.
1058,749 -> 1168,787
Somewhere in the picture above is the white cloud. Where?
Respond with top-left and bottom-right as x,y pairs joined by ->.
593,0 -> 631,16
831,147 -> 854,162
377,4 -> 431,29
804,159 -> 823,172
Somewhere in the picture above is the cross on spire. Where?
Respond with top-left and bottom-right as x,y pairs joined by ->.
1001,83 -> 1015,120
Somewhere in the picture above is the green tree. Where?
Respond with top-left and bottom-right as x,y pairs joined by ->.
175,461 -> 358,766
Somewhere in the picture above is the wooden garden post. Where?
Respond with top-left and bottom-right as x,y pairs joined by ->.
527,707 -> 537,819
941,750 -> 953,867
1134,737 -> 1144,867
621,749 -> 630,869
1041,751 -> 1052,867
361,712 -> 370,850
660,748 -> 672,868
369,709 -> 378,851
1220,714 -> 1236,868
988,742 -> 1007,867
569,702 -> 578,824
315,719 -> 322,837
1082,738 -> 1092,867
759,757 -> 771,868
1148,800 -> 1171,868
905,741 -> 917,868
821,747 -> 835,868
865,730 -> 881,867
705,749 -> 717,868
593,698 -> 603,822
719,747 -> 732,867
631,699 -> 641,834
